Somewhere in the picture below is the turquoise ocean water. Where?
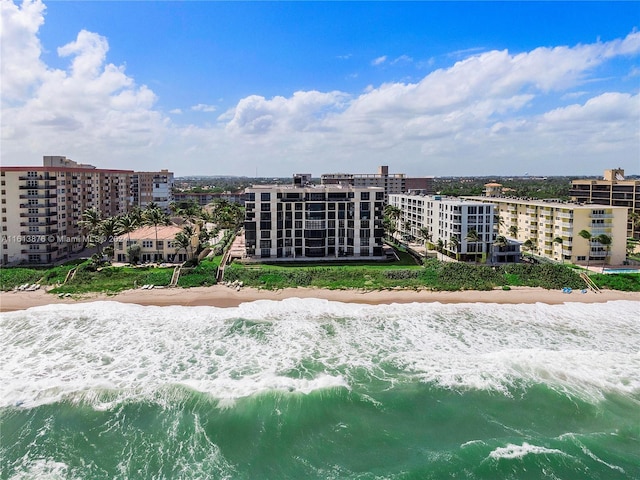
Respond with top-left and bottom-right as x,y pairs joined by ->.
1,299 -> 639,479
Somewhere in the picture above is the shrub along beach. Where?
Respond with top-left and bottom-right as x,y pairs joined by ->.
1,252 -> 638,312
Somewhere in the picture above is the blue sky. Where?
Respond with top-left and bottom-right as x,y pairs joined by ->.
2,0 -> 639,177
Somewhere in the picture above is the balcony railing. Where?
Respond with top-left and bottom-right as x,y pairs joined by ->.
18,175 -> 57,181
18,184 -> 56,190
18,193 -> 56,199
20,221 -> 56,227
20,229 -> 58,236
19,202 -> 57,209
21,246 -> 59,254
19,212 -> 57,218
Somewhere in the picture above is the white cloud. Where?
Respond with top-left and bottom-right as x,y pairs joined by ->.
371,55 -> 387,66
191,103 -> 217,112
1,0 -> 638,176
391,54 -> 413,65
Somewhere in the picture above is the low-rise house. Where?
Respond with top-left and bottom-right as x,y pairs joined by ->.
114,225 -> 198,263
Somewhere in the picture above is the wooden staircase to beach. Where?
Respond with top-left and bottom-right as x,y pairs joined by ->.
170,266 -> 181,287
580,272 -> 601,293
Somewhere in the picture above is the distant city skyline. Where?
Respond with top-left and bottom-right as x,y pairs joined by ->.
1,0 -> 638,177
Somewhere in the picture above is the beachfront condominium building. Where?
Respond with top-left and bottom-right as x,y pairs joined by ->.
570,168 -> 640,239
462,195 -> 628,265
388,194 -> 499,262
0,156 -> 173,266
321,165 -> 434,199
244,177 -> 386,260
130,170 -> 174,210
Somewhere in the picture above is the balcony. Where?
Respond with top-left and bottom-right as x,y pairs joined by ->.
19,212 -> 57,218
18,175 -> 57,181
20,229 -> 58,236
20,221 -> 56,227
21,246 -> 58,254
18,183 -> 56,190
590,213 -> 613,219
19,202 -> 57,209
18,193 -> 56,199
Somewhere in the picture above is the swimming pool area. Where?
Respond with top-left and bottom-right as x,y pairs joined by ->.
602,268 -> 640,274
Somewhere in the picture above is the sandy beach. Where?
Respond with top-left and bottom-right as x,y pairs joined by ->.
1,285 -> 638,312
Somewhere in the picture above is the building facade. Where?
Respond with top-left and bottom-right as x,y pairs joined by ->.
463,195 -> 628,265
1,156 -> 174,265
321,165 -> 434,198
114,225 -> 197,263
570,168 -> 640,239
244,182 -> 386,260
130,170 -> 174,210
389,194 -> 497,262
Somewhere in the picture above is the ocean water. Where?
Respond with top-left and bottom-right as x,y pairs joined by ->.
1,299 -> 639,480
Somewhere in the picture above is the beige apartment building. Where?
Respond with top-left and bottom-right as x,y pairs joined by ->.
131,170 -> 174,210
1,156 -> 174,265
570,168 -> 640,238
463,195 -> 628,265
114,225 -> 197,263
244,176 -> 385,260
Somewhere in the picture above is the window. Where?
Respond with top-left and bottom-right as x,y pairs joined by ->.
261,192 -> 271,201
142,240 -> 153,248
360,191 -> 370,200
156,241 -> 164,249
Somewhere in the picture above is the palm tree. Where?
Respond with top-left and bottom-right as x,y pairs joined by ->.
100,216 -> 120,262
578,229 -> 592,269
508,225 -> 519,238
173,231 -> 192,262
79,207 -> 103,254
117,214 -> 138,245
182,224 -> 197,259
449,235 -> 460,260
494,214 -> 505,233
143,207 -> 169,262
128,206 -> 144,225
595,234 -> 612,272
493,235 -> 508,263
418,227 -> 431,253
465,228 -> 481,264
523,239 -> 535,258
383,204 -> 402,241
553,236 -> 564,263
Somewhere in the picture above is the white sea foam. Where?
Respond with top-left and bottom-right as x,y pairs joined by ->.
488,442 -> 567,460
1,299 -> 638,408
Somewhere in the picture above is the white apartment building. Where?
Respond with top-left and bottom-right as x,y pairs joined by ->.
463,196 -> 628,265
1,156 -> 174,265
389,194 -> 497,262
244,181 -> 386,260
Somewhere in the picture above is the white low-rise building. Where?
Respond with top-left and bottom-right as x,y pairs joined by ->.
389,194 -> 497,262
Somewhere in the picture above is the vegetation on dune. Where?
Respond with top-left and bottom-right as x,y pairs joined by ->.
222,258 -> 595,292
3,250 -> 638,295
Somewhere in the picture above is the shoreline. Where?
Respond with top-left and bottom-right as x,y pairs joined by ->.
1,285 -> 638,312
